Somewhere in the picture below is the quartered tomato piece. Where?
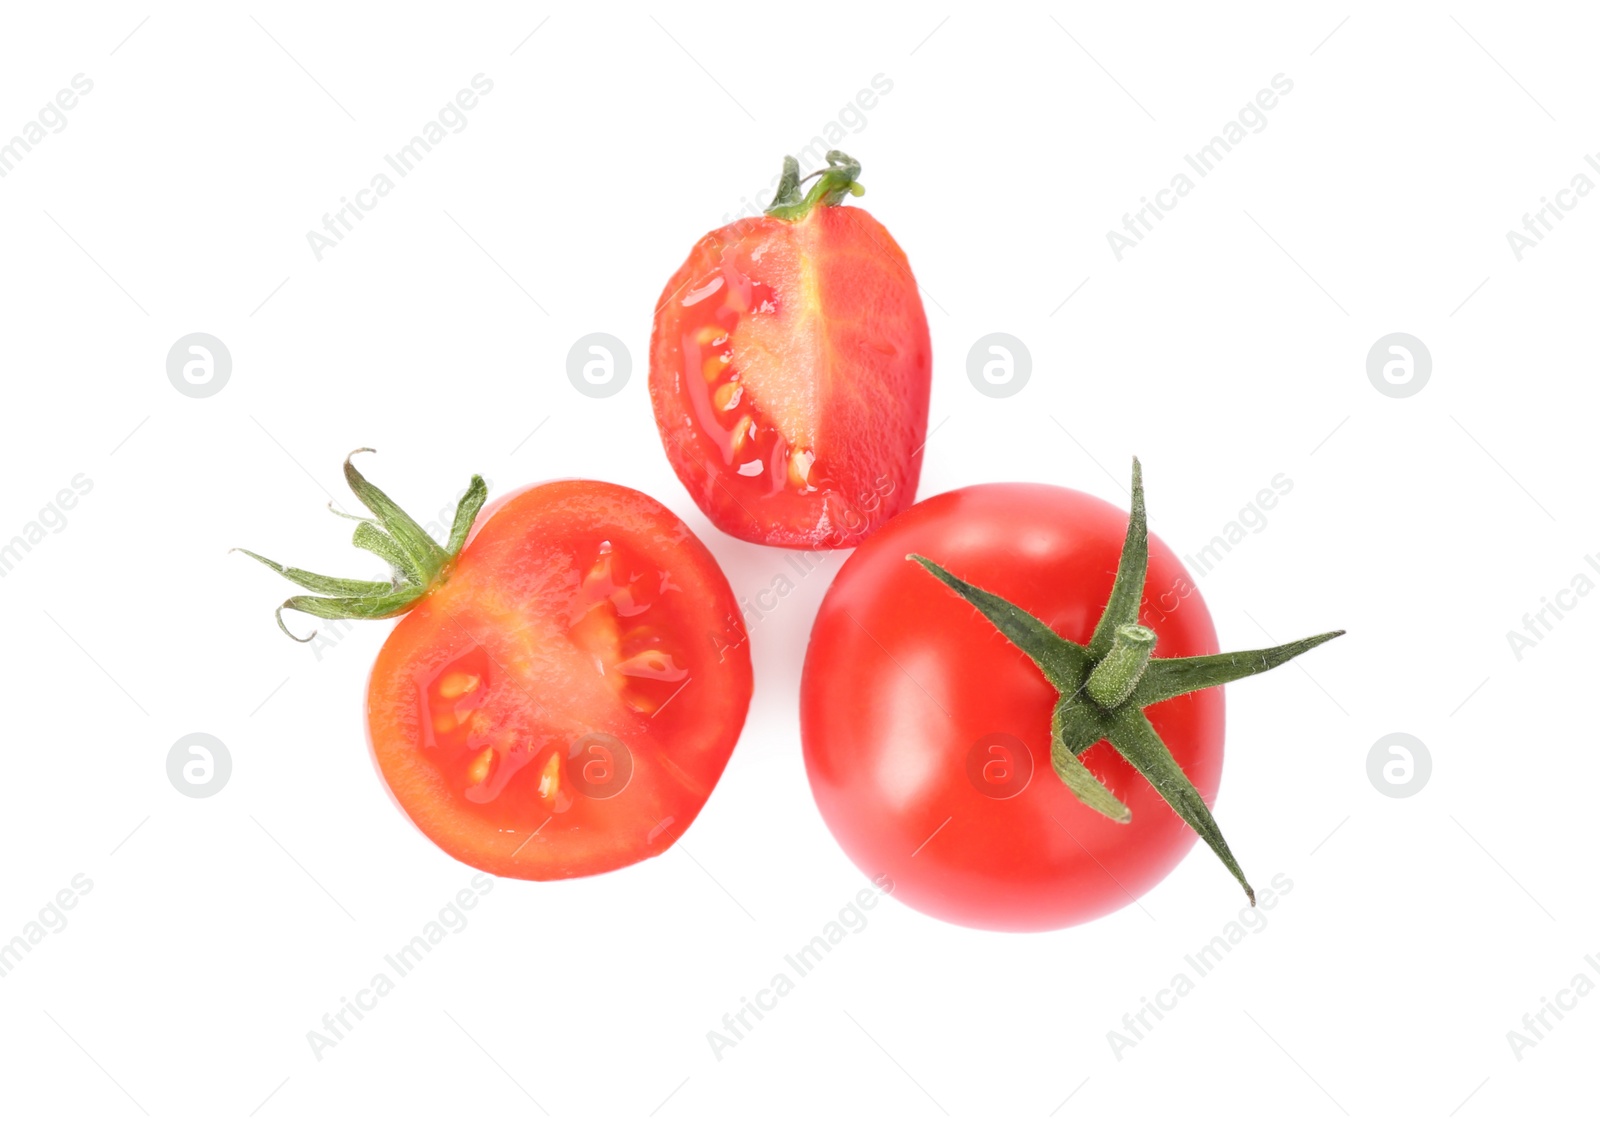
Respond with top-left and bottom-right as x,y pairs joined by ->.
650,151 -> 931,548
241,455 -> 752,880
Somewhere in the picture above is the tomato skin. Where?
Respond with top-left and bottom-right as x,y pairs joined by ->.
649,203 -> 931,548
800,483 -> 1223,931
366,480 -> 752,880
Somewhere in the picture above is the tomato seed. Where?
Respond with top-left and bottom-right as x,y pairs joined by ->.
537,751 -> 562,805
467,747 -> 497,785
438,671 -> 480,699
788,448 -> 815,488
617,648 -> 675,678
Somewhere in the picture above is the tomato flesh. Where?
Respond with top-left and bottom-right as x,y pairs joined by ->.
800,483 -> 1223,931
367,481 -> 752,880
650,204 -> 931,547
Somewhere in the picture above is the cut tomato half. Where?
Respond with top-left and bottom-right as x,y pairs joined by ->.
361,480 -> 752,879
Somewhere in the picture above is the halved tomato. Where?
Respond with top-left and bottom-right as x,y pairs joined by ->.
243,457 -> 752,879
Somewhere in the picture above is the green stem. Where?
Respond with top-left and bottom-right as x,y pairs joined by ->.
1086,624 -> 1157,709
765,150 -> 864,221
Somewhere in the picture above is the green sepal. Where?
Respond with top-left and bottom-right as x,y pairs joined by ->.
237,450 -> 486,642
231,550 -> 393,599
1132,632 -> 1347,708
908,554 -> 1088,692
352,521 -> 420,585
445,475 -> 488,558
342,448 -> 449,581
275,591 -> 419,643
1051,698 -> 1127,822
1054,694 -> 1108,755
1086,458 -> 1148,662
768,156 -> 803,212
1104,711 -> 1254,904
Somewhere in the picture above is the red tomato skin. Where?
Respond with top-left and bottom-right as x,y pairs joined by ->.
800,483 -> 1224,931
365,480 -> 752,881
649,204 -> 931,548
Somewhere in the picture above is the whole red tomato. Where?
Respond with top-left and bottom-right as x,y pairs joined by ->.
649,151 -> 931,548
801,473 -> 1338,931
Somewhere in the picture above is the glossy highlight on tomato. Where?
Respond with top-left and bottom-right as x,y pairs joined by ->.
649,152 -> 931,548
800,483 -> 1223,931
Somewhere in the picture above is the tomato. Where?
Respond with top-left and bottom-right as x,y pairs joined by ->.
649,151 -> 931,548
244,459 -> 752,880
802,483 -> 1217,930
801,469 -> 1341,931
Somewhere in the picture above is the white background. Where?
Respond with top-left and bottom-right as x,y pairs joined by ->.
0,2 -> 1593,1128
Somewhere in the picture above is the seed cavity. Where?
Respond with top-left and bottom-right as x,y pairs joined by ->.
567,541 -> 689,719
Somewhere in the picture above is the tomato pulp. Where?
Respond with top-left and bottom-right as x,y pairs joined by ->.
801,483 -> 1224,931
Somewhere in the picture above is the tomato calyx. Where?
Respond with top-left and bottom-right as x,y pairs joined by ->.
908,459 -> 1345,906
764,149 -> 865,222
235,448 -> 487,641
